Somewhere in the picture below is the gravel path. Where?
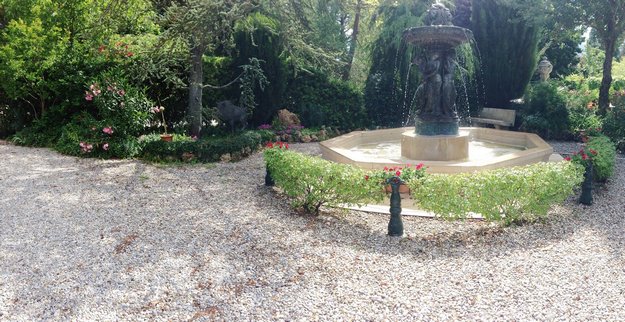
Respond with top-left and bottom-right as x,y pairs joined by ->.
1,141 -> 624,321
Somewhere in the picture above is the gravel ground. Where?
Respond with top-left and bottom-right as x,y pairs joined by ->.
1,140 -> 624,321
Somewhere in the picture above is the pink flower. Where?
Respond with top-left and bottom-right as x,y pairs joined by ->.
79,142 -> 93,153
117,89 -> 125,96
89,84 -> 101,96
395,170 -> 401,176
102,127 -> 113,135
564,156 -> 571,161
191,135 -> 198,141
416,163 -> 424,170
103,143 -> 109,151
85,91 -> 93,101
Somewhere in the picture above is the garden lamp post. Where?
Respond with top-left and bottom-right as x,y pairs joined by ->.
386,176 -> 404,237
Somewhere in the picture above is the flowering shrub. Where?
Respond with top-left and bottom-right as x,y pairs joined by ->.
150,106 -> 168,134
54,74 -> 152,158
264,149 -> 383,214
586,135 -> 617,182
408,162 -> 584,225
365,164 -> 426,186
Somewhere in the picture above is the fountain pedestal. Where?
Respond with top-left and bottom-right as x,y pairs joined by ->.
401,131 -> 469,161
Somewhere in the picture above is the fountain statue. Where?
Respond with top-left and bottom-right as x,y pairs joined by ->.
398,3 -> 474,161
403,3 -> 473,136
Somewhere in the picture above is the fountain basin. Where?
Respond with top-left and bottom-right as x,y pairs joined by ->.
320,127 -> 554,174
403,25 -> 473,49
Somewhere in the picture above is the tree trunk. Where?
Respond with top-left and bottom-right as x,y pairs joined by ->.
342,0 -> 362,81
188,43 -> 204,137
599,37 -> 616,115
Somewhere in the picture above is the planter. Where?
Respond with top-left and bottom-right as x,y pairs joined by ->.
160,134 -> 173,142
385,183 -> 410,194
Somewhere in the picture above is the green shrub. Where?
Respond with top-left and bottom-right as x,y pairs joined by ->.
141,130 -> 272,163
586,135 -> 617,182
408,162 -> 584,225
264,149 -> 383,214
602,104 -> 625,152
521,82 -> 570,139
284,71 -> 368,130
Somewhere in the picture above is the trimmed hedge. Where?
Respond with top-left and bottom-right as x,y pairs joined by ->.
408,162 -> 584,224
265,149 -> 583,224
141,130 -> 274,162
264,148 -> 384,214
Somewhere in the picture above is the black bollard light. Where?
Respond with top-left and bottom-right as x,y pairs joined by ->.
386,176 -> 404,237
579,163 -> 593,205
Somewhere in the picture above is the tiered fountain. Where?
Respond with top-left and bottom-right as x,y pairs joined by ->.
320,3 -> 555,173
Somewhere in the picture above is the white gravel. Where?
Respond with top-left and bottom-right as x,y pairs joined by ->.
1,140 -> 624,321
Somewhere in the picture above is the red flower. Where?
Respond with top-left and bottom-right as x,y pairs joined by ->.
266,142 -> 274,148
416,163 -> 424,170
395,170 -> 401,176
564,156 -> 571,161
590,149 -> 598,155
285,143 -> 289,149
364,175 -> 369,181
383,166 -> 389,171
581,153 -> 588,160
98,45 -> 105,53
126,52 -> 133,57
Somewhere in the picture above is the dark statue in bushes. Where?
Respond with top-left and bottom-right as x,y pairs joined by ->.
216,100 -> 247,132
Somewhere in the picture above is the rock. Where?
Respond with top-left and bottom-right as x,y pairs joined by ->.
220,153 -> 231,162
276,109 -> 301,127
181,152 -> 196,162
311,135 -> 318,142
318,129 -> 327,139
301,135 -> 312,143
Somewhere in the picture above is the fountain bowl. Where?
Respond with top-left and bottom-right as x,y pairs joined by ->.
403,25 -> 473,49
320,127 -> 556,174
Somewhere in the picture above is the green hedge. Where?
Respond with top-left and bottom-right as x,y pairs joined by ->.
264,148 -> 383,214
408,162 -> 584,224
141,130 -> 274,162
586,135 -> 617,182
265,150 -> 583,223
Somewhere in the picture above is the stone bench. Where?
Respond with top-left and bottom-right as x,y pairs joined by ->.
472,107 -> 516,130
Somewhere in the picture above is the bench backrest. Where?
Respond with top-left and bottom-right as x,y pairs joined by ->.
479,108 -> 516,124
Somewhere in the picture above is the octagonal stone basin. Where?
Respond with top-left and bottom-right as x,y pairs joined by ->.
320,127 -> 554,174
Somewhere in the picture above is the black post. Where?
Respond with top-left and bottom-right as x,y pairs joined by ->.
387,176 -> 404,237
579,163 -> 593,205
265,167 -> 274,186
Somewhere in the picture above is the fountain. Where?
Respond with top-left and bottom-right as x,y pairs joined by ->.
320,3 -> 555,173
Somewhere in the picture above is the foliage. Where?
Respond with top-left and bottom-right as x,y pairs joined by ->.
365,164 -> 426,186
53,75 -> 153,158
556,0 -> 625,114
364,0 -> 426,127
584,135 -> 616,182
233,13 -> 285,125
0,14 -> 67,118
284,71 -> 367,130
408,162 -> 584,225
521,82 -> 570,139
264,148 -> 384,214
140,130 -> 273,163
161,0 -> 252,136
602,103 -> 625,152
472,0 -> 541,107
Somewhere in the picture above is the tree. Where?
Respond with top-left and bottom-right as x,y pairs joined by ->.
472,0 -> 541,107
558,0 -> 625,114
162,0 -> 251,136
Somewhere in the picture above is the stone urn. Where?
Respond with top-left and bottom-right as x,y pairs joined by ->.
537,56 -> 553,82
